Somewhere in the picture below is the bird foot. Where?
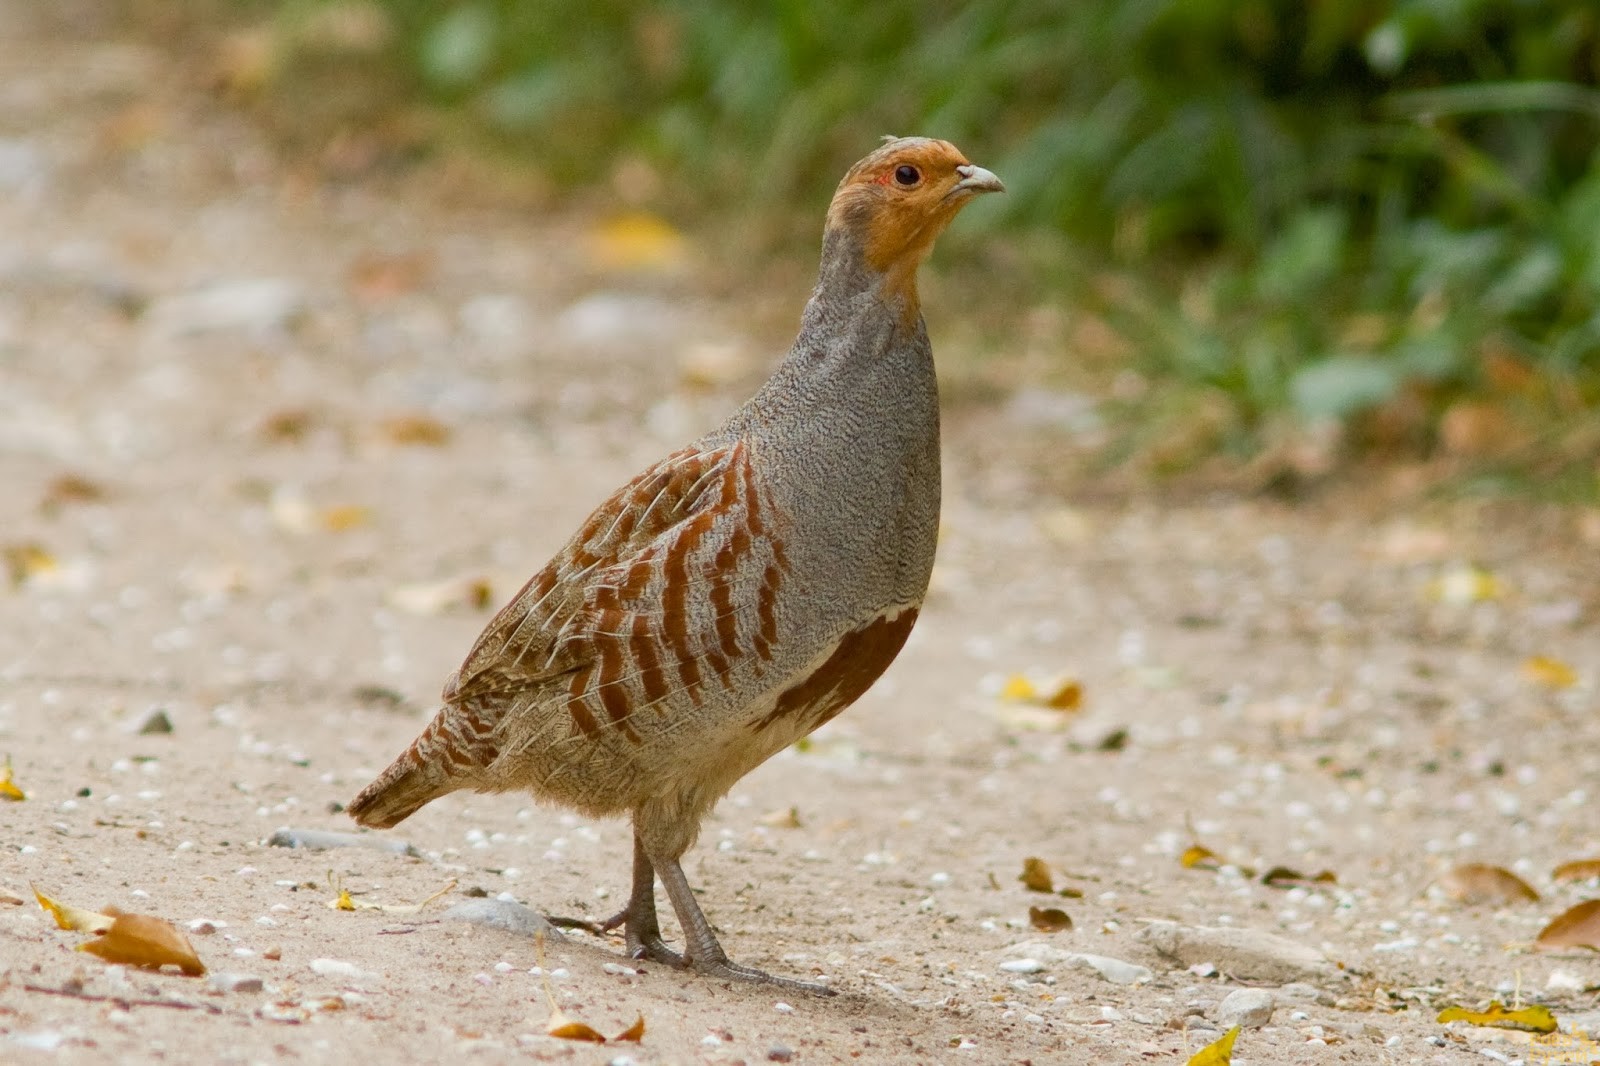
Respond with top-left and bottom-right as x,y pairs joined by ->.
689,957 -> 835,996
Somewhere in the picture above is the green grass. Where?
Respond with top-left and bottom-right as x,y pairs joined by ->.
257,0 -> 1600,484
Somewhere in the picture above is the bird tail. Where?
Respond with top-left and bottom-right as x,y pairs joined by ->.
346,707 -> 471,828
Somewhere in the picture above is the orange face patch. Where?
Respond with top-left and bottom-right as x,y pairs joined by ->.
824,137 -> 994,313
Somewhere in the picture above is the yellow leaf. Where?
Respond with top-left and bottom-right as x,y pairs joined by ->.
1019,857 -> 1054,893
547,1009 -> 607,1043
1535,899 -> 1600,952
379,414 -> 451,447
1181,845 -> 1221,870
1028,906 -> 1072,933
1000,675 -> 1038,702
321,505 -> 371,532
586,212 -> 688,272
31,885 -> 114,933
1552,859 -> 1600,883
613,1016 -> 645,1042
1437,863 -> 1539,904
328,880 -> 455,915
1522,655 -> 1578,689
4,543 -> 57,586
1437,1001 -> 1557,1033
78,912 -> 206,976
1187,1025 -> 1239,1065
1427,565 -> 1504,605
1,755 -> 24,801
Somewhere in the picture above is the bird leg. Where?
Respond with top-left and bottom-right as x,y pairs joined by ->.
648,845 -> 835,996
547,833 -> 685,968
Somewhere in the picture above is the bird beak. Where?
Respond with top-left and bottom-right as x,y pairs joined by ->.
953,163 -> 1004,195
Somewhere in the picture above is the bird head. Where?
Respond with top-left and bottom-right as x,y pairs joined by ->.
824,136 -> 1004,313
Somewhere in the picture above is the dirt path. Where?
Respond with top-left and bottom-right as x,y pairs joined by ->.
4,5 -> 1600,1064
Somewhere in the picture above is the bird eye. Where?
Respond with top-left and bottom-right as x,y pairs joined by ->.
893,165 -> 921,186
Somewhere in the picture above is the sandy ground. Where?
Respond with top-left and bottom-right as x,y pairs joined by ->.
5,5 -> 1600,1065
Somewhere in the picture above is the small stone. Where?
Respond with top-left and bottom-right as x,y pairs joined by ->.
136,709 -> 174,735
1216,988 -> 1276,1029
767,1045 -> 795,1063
266,827 -> 419,856
309,958 -> 379,984
999,958 -> 1046,974
602,963 -> 637,976
1136,921 -> 1339,983
187,919 -> 223,935
1066,953 -> 1153,986
442,899 -> 562,939
147,278 -> 305,337
263,945 -> 282,961
208,972 -> 264,994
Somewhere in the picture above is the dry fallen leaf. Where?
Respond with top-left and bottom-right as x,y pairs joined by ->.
1,755 -> 24,801
1187,1025 -> 1239,1065
758,807 -> 802,829
260,409 -> 315,442
1181,845 -> 1221,871
1260,866 -> 1337,889
1437,863 -> 1539,905
1535,900 -> 1600,952
4,543 -> 58,587
1028,906 -> 1072,933
379,413 -> 451,447
1437,1001 -> 1557,1033
546,1009 -> 608,1043
1019,857 -> 1054,893
614,1016 -> 645,1042
586,212 -> 688,272
40,474 -> 107,515
999,674 -> 1083,710
326,879 -> 456,915
78,912 -> 206,976
1552,859 -> 1600,883
32,886 -> 114,933
1427,564 -> 1505,605
1522,655 -> 1578,689
387,577 -> 494,616
321,504 -> 371,532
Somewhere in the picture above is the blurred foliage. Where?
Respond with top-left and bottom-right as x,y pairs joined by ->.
257,0 -> 1600,482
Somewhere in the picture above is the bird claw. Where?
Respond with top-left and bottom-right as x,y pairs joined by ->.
689,957 -> 835,996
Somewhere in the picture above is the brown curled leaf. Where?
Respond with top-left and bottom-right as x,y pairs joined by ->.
78,912 -> 206,975
1535,900 -> 1600,952
1028,906 -> 1072,933
1437,863 -> 1539,905
1019,857 -> 1054,893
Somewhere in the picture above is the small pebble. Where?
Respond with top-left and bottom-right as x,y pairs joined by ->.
493,961 -> 515,974
1215,988 -> 1276,1029
602,963 -> 637,976
767,1045 -> 794,1063
442,899 -> 561,938
1000,958 -> 1045,974
208,972 -> 264,994
187,919 -> 223,934
774,1001 -> 794,1013
309,958 -> 379,984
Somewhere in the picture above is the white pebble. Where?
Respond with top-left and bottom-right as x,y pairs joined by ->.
999,959 -> 1045,974
774,1002 -> 793,1013
493,962 -> 516,974
602,963 -> 636,976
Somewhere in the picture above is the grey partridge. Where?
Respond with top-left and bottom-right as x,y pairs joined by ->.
347,137 -> 1003,992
